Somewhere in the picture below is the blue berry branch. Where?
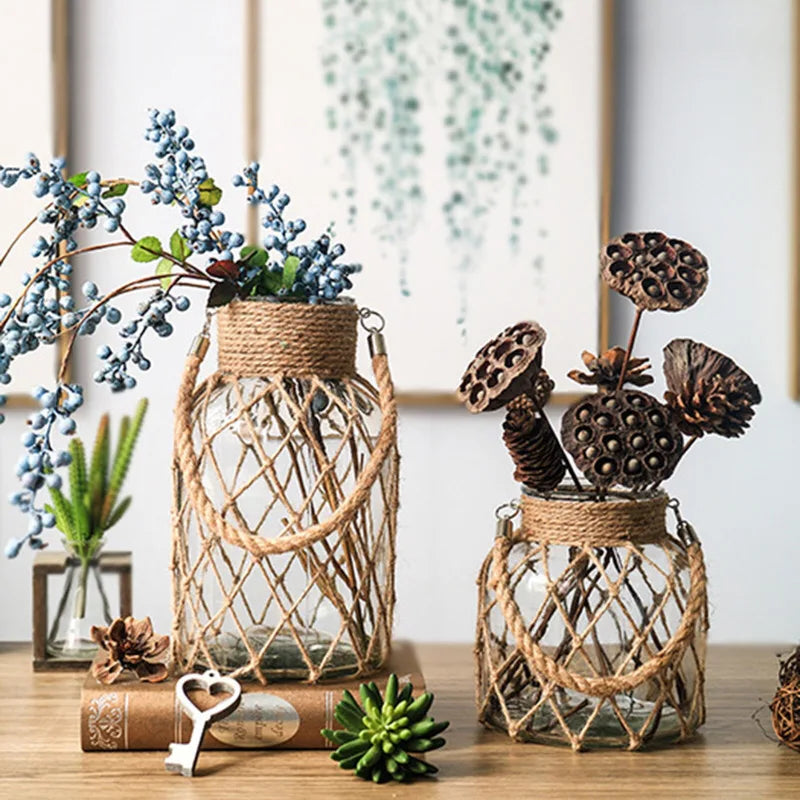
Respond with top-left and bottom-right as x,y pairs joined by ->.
0,107 -> 364,557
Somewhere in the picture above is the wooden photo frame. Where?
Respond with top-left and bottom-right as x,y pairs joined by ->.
245,0 -> 612,405
0,0 -> 69,409
793,0 -> 800,400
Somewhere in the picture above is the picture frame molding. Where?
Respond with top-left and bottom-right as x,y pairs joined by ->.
3,0 -> 70,409
244,0 -> 614,406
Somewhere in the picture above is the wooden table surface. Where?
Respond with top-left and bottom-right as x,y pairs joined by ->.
1,642 -> 798,798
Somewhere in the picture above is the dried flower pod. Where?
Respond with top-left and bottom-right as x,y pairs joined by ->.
457,321 -> 546,412
771,647 -> 800,752
561,390 -> 683,489
600,231 -> 709,312
567,347 -> 653,392
663,338 -> 761,438
503,395 -> 565,491
532,369 -> 555,408
91,615 -> 169,684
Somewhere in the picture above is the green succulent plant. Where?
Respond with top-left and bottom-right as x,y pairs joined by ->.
45,398 -> 147,617
321,673 -> 449,784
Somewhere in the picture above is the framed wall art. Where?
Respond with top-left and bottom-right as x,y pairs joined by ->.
793,0 -> 800,400
246,0 -> 612,403
0,0 -> 69,409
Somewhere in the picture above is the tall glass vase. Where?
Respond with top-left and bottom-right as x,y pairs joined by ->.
171,299 -> 400,684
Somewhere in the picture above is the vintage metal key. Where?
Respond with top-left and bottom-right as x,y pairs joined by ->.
165,669 -> 242,777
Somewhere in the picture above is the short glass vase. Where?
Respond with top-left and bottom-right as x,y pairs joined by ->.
47,541 -> 113,660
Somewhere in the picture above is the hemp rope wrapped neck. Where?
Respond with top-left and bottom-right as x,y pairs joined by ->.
217,300 -> 359,378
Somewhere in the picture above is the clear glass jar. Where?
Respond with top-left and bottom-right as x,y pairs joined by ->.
171,300 -> 398,683
47,541 -> 112,660
477,486 -> 707,750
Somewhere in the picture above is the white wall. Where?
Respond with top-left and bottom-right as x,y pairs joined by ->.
0,0 -> 797,645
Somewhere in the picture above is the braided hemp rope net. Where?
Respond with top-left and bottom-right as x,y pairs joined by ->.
171,301 -> 399,684
476,487 -> 708,750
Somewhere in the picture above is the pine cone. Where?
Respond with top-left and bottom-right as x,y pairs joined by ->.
91,616 -> 169,684
663,338 -> 761,438
502,396 -> 565,491
567,347 -> 653,392
561,390 -> 683,489
457,321 -> 546,412
600,231 -> 709,312
532,369 -> 555,407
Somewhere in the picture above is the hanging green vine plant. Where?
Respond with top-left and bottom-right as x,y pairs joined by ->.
321,0 -> 427,296
321,0 -> 563,312
442,0 -> 562,252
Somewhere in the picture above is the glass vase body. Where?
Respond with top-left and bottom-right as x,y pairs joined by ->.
171,300 -> 399,683
47,541 -> 112,659
477,486 -> 707,750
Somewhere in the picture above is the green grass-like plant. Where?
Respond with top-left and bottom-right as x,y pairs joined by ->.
46,398 -> 147,616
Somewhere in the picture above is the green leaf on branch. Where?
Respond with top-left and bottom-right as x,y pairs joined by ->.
169,229 -> 191,262
131,236 -> 162,263
256,269 -> 283,295
156,258 -> 173,290
198,178 -> 222,207
208,281 -> 237,308
67,171 -> 89,187
282,256 -> 299,290
240,245 -> 268,268
101,183 -> 129,199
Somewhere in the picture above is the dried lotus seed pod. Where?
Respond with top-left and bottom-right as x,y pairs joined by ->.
600,231 -> 709,312
457,320 -> 546,412
561,390 -> 684,489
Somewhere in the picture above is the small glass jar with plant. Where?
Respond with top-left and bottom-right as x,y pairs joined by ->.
45,399 -> 147,659
462,231 -> 760,750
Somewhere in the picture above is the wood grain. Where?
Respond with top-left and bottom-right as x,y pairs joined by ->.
1,643 -> 798,798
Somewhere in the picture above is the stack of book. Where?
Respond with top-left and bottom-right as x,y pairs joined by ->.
81,641 -> 423,751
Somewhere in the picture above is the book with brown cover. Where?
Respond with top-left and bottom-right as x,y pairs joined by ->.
80,642 -> 423,751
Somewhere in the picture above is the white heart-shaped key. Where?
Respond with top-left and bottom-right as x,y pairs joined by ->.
176,669 -> 242,724
165,669 -> 242,777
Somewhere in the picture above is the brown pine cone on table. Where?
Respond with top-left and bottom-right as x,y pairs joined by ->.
91,616 -> 169,684
662,338 -> 761,438
502,395 -> 565,491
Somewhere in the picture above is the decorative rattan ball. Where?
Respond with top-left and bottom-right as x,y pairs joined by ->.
772,680 -> 800,752
457,321 -> 546,413
561,390 -> 684,489
600,231 -> 709,312
771,648 -> 800,752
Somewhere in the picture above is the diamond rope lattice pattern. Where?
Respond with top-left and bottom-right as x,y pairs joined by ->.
172,371 -> 398,684
476,532 -> 707,750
